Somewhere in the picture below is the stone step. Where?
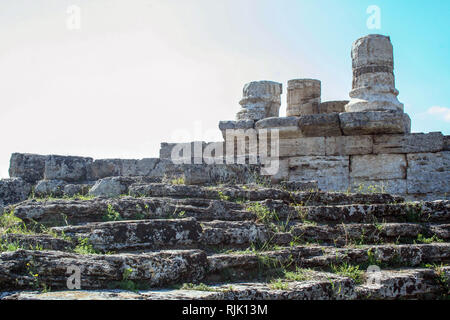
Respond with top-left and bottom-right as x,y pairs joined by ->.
355,267 -> 450,299
0,249 -> 207,291
3,267 -> 448,300
291,222 -> 450,246
129,183 -> 403,205
206,243 -> 450,283
47,219 -> 450,253
11,197 -> 449,226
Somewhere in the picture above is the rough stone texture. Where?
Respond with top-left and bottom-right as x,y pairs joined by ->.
291,222 -> 427,246
298,113 -> 342,137
88,158 -> 159,180
444,136 -> 450,151
218,120 -> 255,140
318,101 -> 348,114
34,180 -> 67,197
201,221 -> 270,246
350,178 -> 407,195
0,234 -> 74,251
286,79 -> 321,117
279,181 -> 318,191
325,135 -> 373,156
288,156 -> 349,191
407,152 -> 450,194
44,155 -> 93,182
373,132 -> 444,154
63,184 -> 91,197
9,153 -> 47,183
356,268 -> 449,300
89,177 -> 130,197
346,34 -> 404,113
350,154 -> 406,180
255,117 -> 302,139
0,178 -> 32,206
279,137 -> 325,157
52,218 -> 202,252
0,249 -> 208,290
236,81 -> 282,121
339,110 -> 408,136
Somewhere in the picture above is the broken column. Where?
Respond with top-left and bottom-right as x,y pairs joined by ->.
236,81 -> 282,121
286,79 -> 321,116
345,34 -> 403,112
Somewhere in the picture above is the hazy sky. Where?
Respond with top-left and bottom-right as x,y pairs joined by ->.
0,0 -> 449,178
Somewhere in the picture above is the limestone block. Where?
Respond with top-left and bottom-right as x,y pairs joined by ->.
444,136 -> 450,151
288,156 -> 349,191
0,178 -> 32,206
325,136 -> 373,156
298,113 -> 342,137
350,154 -> 406,180
350,178 -> 407,195
89,159 -> 123,180
63,184 -> 91,197
89,177 -> 132,197
218,120 -> 254,139
44,155 -> 93,182
236,81 -> 282,121
403,113 -> 411,134
286,79 -> 321,116
9,153 -> 48,183
339,110 -> 407,135
34,180 -> 67,197
373,132 -> 444,154
255,117 -> 302,139
346,34 -> 404,112
279,137 -> 325,157
406,152 -> 450,194
318,101 -> 348,114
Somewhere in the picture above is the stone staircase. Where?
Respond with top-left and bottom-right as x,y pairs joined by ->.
1,183 -> 449,300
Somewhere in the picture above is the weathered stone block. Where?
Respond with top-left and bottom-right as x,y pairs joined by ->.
325,136 -> 373,155
89,159 -> 123,180
407,152 -> 450,194
298,113 -> 342,137
34,180 -> 67,197
318,101 -> 348,114
0,178 -> 31,206
255,117 -> 302,139
373,132 -> 444,154
9,153 -> 48,183
350,178 -> 407,195
339,110 -> 407,135
44,155 -> 93,182
288,156 -> 349,191
279,137 -> 325,157
350,154 -> 406,180
63,184 -> 91,197
89,177 -> 130,197
444,136 -> 450,151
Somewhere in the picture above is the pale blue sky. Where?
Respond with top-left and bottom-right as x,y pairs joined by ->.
0,0 -> 448,178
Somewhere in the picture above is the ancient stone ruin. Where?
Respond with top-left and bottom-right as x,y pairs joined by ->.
0,34 -> 448,300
